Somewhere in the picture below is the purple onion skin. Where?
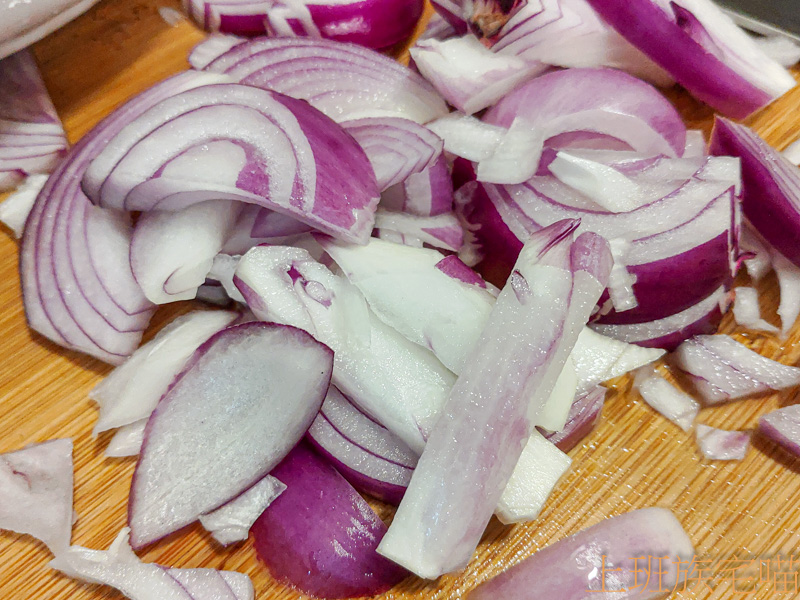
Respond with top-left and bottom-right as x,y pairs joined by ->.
306,434 -> 407,505
252,442 -> 408,599
309,0 -> 425,49
637,305 -> 724,352
710,117 -> 800,269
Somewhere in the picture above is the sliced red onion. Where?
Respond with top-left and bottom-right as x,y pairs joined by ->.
773,250 -> 800,338
188,34 -> 246,69
206,254 -> 246,304
592,286 -> 729,350
183,0 -> 424,49
0,0 -> 101,59
234,245 -> 455,453
759,404 -> 800,458
84,84 -> 379,245
341,117 -> 443,191
105,420 -> 147,458
91,310 -> 238,433
585,0 -> 795,118
711,118 -> 800,270
19,73 -> 220,364
0,438 -> 73,554
378,222 -> 612,578
50,528 -> 254,600
468,507 -> 693,599
784,139 -> 800,166
0,51 -> 67,190
130,201 -> 240,304
683,129 -> 705,158
739,222 -> 773,282
435,254 -> 497,292
419,11 -> 460,41
381,155 -> 454,218
307,386 -> 417,505
198,475 -> 285,545
754,35 -> 800,68
483,67 -> 687,157
252,441 -> 408,599
129,322 -> 333,548
411,35 -> 544,115
542,386 -> 607,452
195,36 -> 449,124
536,356 -> 578,433
0,173 -> 47,237
571,327 -> 664,394
673,334 -> 800,405
733,286 -> 779,335
695,424 -> 750,461
634,366 -> 699,432
373,209 -> 464,252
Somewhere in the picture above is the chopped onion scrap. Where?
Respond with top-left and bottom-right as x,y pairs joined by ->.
0,51 -> 67,191
732,286 -> 779,335
0,173 -> 47,237
634,366 -> 699,432
0,439 -> 73,554
759,404 -> 800,458
673,335 -> 800,405
468,507 -> 694,599
105,420 -> 147,458
695,424 -> 750,461
541,386 -> 607,452
50,528 -> 255,600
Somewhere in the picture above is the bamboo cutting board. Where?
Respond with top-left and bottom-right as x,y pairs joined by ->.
2,2 -> 800,599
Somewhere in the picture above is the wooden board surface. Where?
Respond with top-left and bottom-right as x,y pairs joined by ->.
2,2 -> 800,599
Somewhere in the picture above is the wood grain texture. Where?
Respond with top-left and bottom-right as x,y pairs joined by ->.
2,2 -> 800,599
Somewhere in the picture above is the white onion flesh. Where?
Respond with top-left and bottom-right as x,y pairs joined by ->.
695,424 -> 750,461
0,173 -> 47,237
634,366 -> 699,432
105,421 -> 147,458
732,287 -> 779,335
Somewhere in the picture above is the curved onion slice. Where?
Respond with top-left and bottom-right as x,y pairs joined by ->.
695,424 -> 750,461
585,0 -> 795,118
483,67 -> 687,157
732,286 -> 779,335
198,475 -> 285,545
183,0 -> 424,49
0,173 -> 47,237
759,404 -> 800,458
129,322 -> 333,548
193,36 -> 448,124
381,155 -> 454,217
19,73 -> 220,364
91,309 -> 239,433
374,209 -> 464,252
341,117 -> 443,190
379,222 -> 612,579
0,439 -> 73,554
50,528 -> 254,600
252,441 -> 408,599
710,117 -> 800,269
673,334 -> 800,405
83,83 -> 379,244
541,386 -> 606,452
467,507 -> 693,599
0,51 -> 67,191
307,386 -> 417,505
634,366 -> 699,432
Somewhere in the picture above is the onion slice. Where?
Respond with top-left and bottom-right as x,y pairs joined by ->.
0,50 -> 67,190
541,386 -> 606,452
695,424 -> 750,461
378,221 -> 612,578
759,404 -> 800,458
672,334 -> 800,404
467,507 -> 693,599
634,366 -> 699,431
381,155 -> 454,218
584,0 -> 795,118
50,528 -> 254,600
0,439 -> 73,554
83,83 -> 379,244
732,286 -> 779,335
252,441 -> 408,599
0,173 -> 47,237
105,421 -> 147,458
128,322 -> 333,548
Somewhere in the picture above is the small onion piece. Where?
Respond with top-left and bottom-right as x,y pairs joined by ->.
50,528 -> 255,600
183,0 -> 424,50
467,507 -> 693,599
195,36 -> 449,124
105,421 -> 147,458
773,250 -> 800,338
759,404 -> 800,458
672,334 -> 800,405
128,322 -> 333,549
584,0 -> 796,118
634,366 -> 699,432
18,76 -> 225,364
0,173 -> 47,237
83,83 -> 380,245
695,424 -> 750,461
307,386 -> 417,505
341,117 -> 443,191
374,209 -> 464,253
0,439 -> 73,554
754,35 -> 800,68
0,50 -> 67,191
732,286 -> 779,335
252,441 -> 408,599
541,386 -> 607,452
381,155 -> 454,218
